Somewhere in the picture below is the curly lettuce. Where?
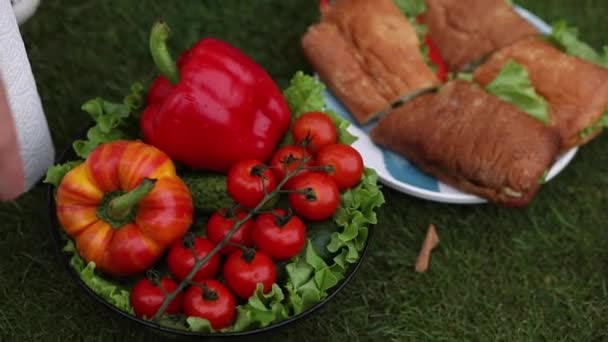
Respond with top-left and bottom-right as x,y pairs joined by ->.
73,83 -> 144,158
485,60 -> 550,124
187,283 -> 289,333
63,240 -> 132,313
44,83 -> 144,187
282,72 -> 357,145
546,21 -> 608,137
547,21 -> 608,68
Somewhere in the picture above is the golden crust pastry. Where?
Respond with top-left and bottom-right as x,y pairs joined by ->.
474,38 -> 608,150
302,0 -> 439,124
370,81 -> 560,207
421,0 -> 538,71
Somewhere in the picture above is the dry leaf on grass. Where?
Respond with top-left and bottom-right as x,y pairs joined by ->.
415,224 -> 440,273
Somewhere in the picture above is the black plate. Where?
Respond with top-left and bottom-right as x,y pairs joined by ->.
47,127 -> 373,339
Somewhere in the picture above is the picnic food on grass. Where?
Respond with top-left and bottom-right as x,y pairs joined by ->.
474,38 -> 608,150
419,0 -> 538,71
45,19 -> 384,333
303,0 -> 608,207
370,80 -> 561,207
301,0 -> 440,124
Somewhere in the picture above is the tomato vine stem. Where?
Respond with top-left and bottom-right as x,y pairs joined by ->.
150,157 -> 313,322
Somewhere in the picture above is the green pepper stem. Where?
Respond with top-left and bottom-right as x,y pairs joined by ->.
107,178 -> 156,221
150,21 -> 180,85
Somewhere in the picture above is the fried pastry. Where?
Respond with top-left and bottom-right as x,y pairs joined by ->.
474,38 -> 608,150
370,81 -> 561,207
302,0 -> 439,124
421,0 -> 538,71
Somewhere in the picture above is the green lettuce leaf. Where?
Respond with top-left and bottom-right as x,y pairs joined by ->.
547,21 -> 608,68
285,168 -> 384,315
43,160 -> 82,187
449,72 -> 473,82
580,111 -> 608,138
230,283 -> 289,332
282,72 -> 357,145
485,60 -> 550,124
327,168 -> 384,263
63,240 -> 132,313
393,0 -> 430,65
187,317 -> 216,333
72,82 -> 144,158
394,0 -> 426,18
285,241 -> 342,315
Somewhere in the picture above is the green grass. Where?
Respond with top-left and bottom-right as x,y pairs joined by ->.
2,0 -> 608,340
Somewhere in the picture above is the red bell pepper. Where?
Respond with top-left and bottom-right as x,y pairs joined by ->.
141,22 -> 292,173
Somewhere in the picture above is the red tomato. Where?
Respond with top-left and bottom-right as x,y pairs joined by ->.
167,236 -> 221,282
288,172 -> 340,221
292,112 -> 338,154
227,159 -> 276,208
207,209 -> 254,256
269,145 -> 313,189
316,144 -> 364,190
223,249 -> 277,299
252,209 -> 306,261
184,280 -> 236,330
130,277 -> 183,319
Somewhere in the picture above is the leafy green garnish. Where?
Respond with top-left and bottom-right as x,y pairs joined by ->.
580,111 -> 608,139
394,0 -> 426,19
328,168 -> 384,264
231,284 -> 289,332
63,240 -> 132,313
283,71 -> 357,145
285,168 -> 384,315
485,60 -> 550,124
547,21 -> 608,68
73,83 -> 144,158
450,72 -> 473,82
393,0 -> 430,64
44,160 -> 82,187
285,241 -> 343,315
187,317 -> 216,333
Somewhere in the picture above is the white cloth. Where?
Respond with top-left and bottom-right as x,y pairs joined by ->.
0,0 -> 54,191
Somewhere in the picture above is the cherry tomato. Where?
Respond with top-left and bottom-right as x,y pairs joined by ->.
167,236 -> 221,282
184,280 -> 236,330
223,249 -> 277,299
207,209 -> 254,256
130,277 -> 183,319
227,159 -> 276,208
292,112 -> 338,154
252,209 -> 306,261
288,172 -> 340,221
269,145 -> 313,189
316,144 -> 364,190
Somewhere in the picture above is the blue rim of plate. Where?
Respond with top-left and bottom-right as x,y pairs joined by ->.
319,5 -> 578,205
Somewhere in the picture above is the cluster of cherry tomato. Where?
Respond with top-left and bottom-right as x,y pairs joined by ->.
129,112 -> 364,330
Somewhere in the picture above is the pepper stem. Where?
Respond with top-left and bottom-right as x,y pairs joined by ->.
150,21 -> 180,85
108,178 -> 157,221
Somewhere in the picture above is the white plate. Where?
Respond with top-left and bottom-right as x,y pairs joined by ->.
321,6 -> 578,204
